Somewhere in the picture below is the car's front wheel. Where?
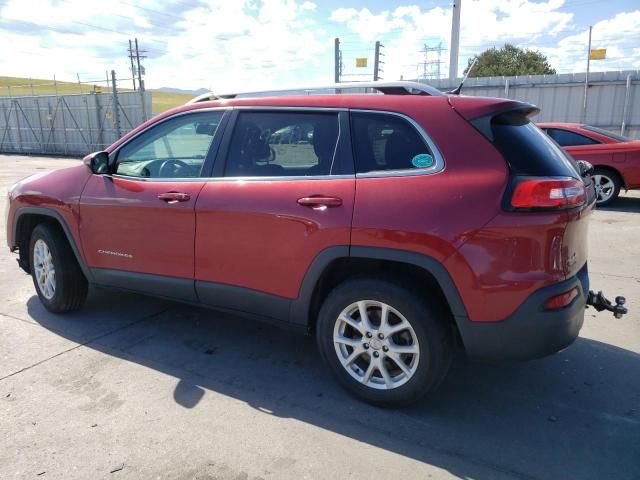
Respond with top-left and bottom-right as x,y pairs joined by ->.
29,224 -> 88,313
316,278 -> 452,407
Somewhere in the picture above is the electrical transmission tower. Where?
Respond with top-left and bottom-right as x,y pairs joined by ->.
418,43 -> 445,80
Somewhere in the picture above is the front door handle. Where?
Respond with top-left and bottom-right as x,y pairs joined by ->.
297,196 -> 343,209
158,192 -> 191,203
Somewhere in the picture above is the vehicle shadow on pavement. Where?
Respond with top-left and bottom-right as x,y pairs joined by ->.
27,288 -> 640,480
599,194 -> 640,213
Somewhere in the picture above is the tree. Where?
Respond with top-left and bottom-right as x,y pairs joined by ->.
464,44 -> 556,77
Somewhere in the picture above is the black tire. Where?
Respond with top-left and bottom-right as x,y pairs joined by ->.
316,277 -> 453,407
593,168 -> 622,207
29,223 -> 88,313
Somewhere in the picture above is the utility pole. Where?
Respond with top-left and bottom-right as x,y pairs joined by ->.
334,38 -> 341,83
134,38 -> 147,91
582,25 -> 592,123
111,70 -> 121,137
449,0 -> 462,80
128,40 -> 137,90
134,38 -> 148,121
374,41 -> 384,81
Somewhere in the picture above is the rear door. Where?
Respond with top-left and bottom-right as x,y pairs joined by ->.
193,108 -> 354,320
80,109 -> 228,301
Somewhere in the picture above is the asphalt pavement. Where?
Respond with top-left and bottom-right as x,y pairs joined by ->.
1,154 -> 638,480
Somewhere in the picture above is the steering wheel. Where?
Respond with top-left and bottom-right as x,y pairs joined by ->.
158,158 -> 191,177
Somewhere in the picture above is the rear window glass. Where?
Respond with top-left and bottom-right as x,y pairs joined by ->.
546,128 -> 599,147
351,112 -> 435,174
491,114 -> 580,178
581,125 -> 629,142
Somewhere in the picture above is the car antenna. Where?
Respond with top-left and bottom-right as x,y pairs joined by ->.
448,58 -> 478,95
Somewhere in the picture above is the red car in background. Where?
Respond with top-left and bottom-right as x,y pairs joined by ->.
537,122 -> 640,206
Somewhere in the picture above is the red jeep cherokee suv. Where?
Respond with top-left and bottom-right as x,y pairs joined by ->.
5,82 -> 603,406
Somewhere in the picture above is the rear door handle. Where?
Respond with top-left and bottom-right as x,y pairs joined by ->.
297,196 -> 343,209
158,192 -> 191,203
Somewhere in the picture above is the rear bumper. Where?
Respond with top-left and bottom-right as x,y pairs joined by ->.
457,263 -> 589,361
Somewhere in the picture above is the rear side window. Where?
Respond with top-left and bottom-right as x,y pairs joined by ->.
491,113 -> 580,178
224,111 -> 340,177
351,112 -> 435,174
546,128 -> 599,147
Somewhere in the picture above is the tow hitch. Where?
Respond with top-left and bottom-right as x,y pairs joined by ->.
586,291 -> 628,319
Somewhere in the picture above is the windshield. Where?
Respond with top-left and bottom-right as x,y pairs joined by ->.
581,125 -> 630,142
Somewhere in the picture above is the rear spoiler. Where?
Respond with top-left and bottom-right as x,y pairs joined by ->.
448,97 -> 540,142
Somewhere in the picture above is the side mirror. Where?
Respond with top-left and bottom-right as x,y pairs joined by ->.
83,151 -> 110,174
576,159 -> 594,178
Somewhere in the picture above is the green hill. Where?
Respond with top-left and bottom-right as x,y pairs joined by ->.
0,76 -> 193,114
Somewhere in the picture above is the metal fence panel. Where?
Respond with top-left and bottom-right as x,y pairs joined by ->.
0,91 -> 152,155
423,70 -> 640,139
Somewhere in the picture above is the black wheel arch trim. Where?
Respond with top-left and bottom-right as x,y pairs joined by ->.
291,245 -> 469,327
13,207 -> 92,281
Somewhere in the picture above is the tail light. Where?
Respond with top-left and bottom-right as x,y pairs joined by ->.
511,177 -> 586,210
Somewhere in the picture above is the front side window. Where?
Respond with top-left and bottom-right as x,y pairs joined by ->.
350,112 -> 435,174
547,128 -> 599,147
224,111 -> 340,177
115,111 -> 224,178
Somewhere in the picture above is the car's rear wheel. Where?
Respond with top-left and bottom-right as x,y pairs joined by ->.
593,168 -> 621,207
316,278 -> 452,407
29,224 -> 88,313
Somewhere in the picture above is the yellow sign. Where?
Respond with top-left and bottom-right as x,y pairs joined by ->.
589,49 -> 606,60
356,58 -> 368,68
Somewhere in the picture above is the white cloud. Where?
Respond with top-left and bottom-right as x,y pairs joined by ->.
329,1 -> 581,79
0,0 -> 331,92
300,1 -> 317,11
0,0 -> 638,95
534,11 -> 640,73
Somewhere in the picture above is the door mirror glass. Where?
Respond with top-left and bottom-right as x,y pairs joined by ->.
85,151 -> 110,174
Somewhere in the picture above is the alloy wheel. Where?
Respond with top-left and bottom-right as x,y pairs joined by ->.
333,300 -> 420,390
593,174 -> 615,204
33,239 -> 56,299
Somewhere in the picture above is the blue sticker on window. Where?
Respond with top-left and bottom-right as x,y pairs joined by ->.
411,153 -> 434,168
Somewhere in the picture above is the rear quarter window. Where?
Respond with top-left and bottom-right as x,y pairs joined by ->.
351,112 -> 436,174
491,113 -> 580,178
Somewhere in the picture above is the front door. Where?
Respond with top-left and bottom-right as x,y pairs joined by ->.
80,110 -> 227,300
194,109 -> 355,318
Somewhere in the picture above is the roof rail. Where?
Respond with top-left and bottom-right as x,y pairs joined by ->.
185,81 -> 443,104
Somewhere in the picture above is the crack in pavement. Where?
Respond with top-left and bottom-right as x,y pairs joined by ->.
590,271 -> 640,280
0,307 -> 173,382
0,311 -> 38,326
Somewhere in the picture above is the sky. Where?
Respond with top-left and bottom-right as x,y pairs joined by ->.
0,0 -> 639,92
